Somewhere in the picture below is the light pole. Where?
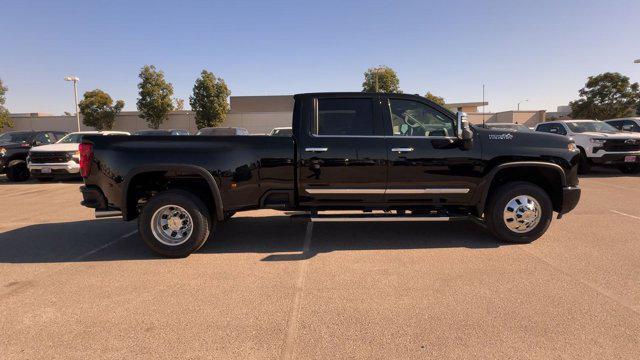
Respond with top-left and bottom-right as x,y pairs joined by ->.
373,67 -> 384,92
64,76 -> 80,131
517,99 -> 528,111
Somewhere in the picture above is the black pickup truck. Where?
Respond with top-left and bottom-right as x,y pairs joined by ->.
79,93 -> 581,257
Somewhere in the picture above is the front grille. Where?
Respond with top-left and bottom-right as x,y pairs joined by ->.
30,152 -> 70,164
603,139 -> 640,152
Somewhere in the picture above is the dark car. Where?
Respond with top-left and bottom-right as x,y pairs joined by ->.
195,127 -> 249,136
0,130 -> 68,181
132,129 -> 190,136
79,92 -> 581,257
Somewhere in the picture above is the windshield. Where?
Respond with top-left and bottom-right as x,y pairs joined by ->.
565,121 -> 618,133
0,131 -> 34,143
57,133 -> 85,143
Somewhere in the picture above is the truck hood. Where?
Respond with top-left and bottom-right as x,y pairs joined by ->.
476,126 -> 573,151
29,143 -> 79,152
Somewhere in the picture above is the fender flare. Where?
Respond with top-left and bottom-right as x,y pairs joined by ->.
122,164 -> 224,221
475,161 -> 567,214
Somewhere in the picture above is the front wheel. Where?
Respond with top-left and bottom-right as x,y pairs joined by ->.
138,189 -> 213,257
486,182 -> 553,244
6,162 -> 30,182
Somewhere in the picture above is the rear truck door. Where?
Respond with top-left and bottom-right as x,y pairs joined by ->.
297,95 -> 388,207
383,96 -> 483,207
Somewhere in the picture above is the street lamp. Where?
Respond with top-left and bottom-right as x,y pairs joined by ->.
64,76 -> 80,131
517,99 -> 529,111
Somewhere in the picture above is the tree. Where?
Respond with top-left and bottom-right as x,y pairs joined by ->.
362,66 -> 401,93
189,70 -> 231,129
173,98 -> 185,111
569,72 -> 640,119
0,78 -> 11,129
78,89 -> 125,130
136,65 -> 174,129
424,91 -> 445,106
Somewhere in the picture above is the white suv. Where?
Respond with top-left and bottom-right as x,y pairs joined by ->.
535,119 -> 640,174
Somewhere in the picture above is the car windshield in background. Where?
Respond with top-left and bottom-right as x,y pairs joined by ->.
0,131 -> 34,143
565,121 -> 618,133
57,133 -> 84,143
133,130 -> 171,135
270,128 -> 292,136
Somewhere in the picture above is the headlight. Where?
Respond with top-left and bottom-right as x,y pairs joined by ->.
70,151 -> 80,162
590,138 -> 605,146
568,142 -> 578,151
0,147 -> 6,156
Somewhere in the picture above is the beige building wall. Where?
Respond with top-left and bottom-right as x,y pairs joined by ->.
467,110 -> 546,126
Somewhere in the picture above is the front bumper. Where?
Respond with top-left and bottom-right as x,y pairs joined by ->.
589,152 -> 640,164
28,161 -> 80,177
560,186 -> 581,214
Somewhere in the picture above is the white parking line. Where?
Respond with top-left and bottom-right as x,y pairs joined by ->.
281,222 -> 313,360
610,210 -> 640,221
72,229 -> 139,261
590,181 -> 640,192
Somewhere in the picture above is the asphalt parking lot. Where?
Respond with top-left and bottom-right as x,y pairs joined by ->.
1,171 -> 639,359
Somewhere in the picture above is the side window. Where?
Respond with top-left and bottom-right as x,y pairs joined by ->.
536,124 -> 550,133
315,98 -> 374,136
388,99 -> 453,137
623,120 -> 640,132
553,124 -> 567,135
608,121 -> 622,130
34,132 -> 52,145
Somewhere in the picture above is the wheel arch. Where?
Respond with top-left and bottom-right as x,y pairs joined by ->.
122,164 -> 224,222
476,162 -> 567,215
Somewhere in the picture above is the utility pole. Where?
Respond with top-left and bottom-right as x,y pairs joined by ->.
64,76 -> 80,131
517,99 -> 528,111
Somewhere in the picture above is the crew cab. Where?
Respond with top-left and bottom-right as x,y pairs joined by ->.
28,131 -> 130,180
604,118 -> 640,133
535,119 -> 640,174
0,130 -> 68,181
79,93 -> 581,257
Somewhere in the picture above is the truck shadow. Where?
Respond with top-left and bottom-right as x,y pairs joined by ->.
0,216 -> 503,264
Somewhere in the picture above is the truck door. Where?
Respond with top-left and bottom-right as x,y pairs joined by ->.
383,97 -> 483,206
297,96 -> 388,207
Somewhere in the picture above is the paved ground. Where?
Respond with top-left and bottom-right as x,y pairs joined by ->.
0,170 -> 639,359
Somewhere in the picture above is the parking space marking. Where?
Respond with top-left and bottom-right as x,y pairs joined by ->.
73,229 -> 139,262
610,210 -> 640,221
281,222 -> 313,360
589,180 -> 640,192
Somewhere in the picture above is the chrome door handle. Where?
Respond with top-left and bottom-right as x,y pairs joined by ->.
391,147 -> 414,153
305,147 -> 328,152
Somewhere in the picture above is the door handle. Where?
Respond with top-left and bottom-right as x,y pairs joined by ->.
305,147 -> 328,152
391,147 -> 414,153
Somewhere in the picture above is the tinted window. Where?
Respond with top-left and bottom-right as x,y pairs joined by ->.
0,131 -> 34,143
607,120 -> 623,130
536,124 -> 551,133
315,98 -> 374,136
565,121 -> 617,133
34,132 -> 53,145
623,120 -> 640,132
389,99 -> 453,137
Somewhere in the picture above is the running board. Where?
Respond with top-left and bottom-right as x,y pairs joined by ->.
95,210 -> 122,218
310,213 -> 461,223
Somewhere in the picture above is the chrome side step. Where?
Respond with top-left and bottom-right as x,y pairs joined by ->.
95,210 -> 122,218
310,213 -> 456,223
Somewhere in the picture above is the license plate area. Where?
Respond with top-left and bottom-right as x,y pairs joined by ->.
41,168 -> 52,174
624,156 -> 637,163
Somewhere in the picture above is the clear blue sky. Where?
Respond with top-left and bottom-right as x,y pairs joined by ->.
1,0 -> 639,114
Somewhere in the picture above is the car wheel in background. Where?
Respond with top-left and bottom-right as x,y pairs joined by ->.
618,164 -> 640,174
577,148 -> 590,174
486,181 -> 553,244
6,161 -> 31,182
138,189 -> 213,257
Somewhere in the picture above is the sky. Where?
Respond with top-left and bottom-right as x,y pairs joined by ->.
1,0 -> 639,115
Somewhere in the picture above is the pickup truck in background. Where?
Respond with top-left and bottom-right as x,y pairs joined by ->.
0,130 -> 68,181
79,93 -> 581,257
535,119 -> 640,174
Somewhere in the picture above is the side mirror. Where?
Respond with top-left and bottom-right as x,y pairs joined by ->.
456,112 -> 473,140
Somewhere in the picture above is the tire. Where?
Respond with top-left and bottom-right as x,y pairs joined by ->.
618,164 -> 640,174
6,162 -> 30,182
486,181 -> 553,244
138,189 -> 213,257
577,148 -> 590,174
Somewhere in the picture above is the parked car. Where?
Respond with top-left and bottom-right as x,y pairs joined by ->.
269,127 -> 293,136
79,92 -> 581,257
132,129 -> 190,136
604,118 -> 640,133
196,127 -> 249,136
479,123 -> 533,132
535,119 -> 640,174
28,131 -> 130,181
0,130 -> 68,181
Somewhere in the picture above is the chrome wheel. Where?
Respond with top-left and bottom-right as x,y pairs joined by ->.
503,195 -> 541,234
150,205 -> 194,246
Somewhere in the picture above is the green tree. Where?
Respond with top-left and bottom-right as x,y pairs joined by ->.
189,70 -> 231,129
362,66 -> 401,93
78,89 -> 125,130
0,78 -> 11,129
424,91 -> 445,106
136,65 -> 174,129
569,72 -> 640,119
173,98 -> 185,111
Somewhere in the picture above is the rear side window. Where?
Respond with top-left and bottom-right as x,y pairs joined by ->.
607,120 -> 623,130
315,98 -> 374,136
